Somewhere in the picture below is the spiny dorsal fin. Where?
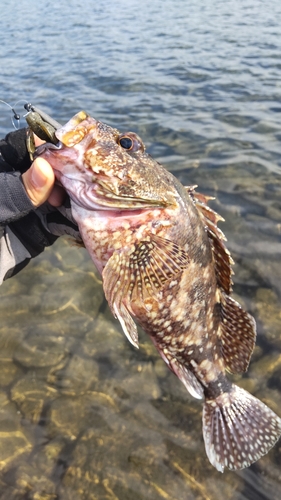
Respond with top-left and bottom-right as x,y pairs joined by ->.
186,186 -> 234,295
219,292 -> 256,374
102,236 -> 189,348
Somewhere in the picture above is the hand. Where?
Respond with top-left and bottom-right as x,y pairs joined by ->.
21,134 -> 66,208
22,157 -> 66,207
0,127 -> 81,283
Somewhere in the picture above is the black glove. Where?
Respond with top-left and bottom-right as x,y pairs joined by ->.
0,128 -> 81,282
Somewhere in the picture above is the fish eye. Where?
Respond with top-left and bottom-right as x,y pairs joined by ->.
118,133 -> 144,153
119,136 -> 133,150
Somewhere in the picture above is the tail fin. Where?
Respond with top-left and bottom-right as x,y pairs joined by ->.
202,385 -> 281,472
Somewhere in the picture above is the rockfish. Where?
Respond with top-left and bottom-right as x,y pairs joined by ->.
35,111 -> 281,472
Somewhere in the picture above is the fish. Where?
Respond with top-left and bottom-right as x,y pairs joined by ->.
33,110 -> 281,472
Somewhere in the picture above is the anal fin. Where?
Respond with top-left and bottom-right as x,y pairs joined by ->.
169,359 -> 204,399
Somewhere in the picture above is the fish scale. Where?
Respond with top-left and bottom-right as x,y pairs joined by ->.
27,109 -> 281,473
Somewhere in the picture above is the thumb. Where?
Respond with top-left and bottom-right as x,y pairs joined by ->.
22,158 -> 55,207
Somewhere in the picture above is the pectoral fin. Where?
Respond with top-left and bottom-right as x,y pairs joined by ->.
102,235 -> 189,347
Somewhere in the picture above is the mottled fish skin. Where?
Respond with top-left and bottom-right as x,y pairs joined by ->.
37,111 -> 281,472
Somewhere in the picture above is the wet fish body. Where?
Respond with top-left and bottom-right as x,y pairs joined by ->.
35,111 -> 281,472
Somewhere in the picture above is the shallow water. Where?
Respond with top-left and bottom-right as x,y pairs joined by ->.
1,0 -> 281,498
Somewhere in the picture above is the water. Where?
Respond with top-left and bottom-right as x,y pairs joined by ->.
1,0 -> 281,498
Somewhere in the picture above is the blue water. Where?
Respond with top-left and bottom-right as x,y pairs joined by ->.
1,0 -> 281,498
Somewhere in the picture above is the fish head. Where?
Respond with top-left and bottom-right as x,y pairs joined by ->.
39,111 -> 177,211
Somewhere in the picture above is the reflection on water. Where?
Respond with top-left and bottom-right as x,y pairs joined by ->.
1,0 -> 281,498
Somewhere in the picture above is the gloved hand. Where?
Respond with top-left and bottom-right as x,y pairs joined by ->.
0,128 -> 81,282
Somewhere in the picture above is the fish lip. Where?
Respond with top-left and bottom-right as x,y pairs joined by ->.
34,141 -> 64,158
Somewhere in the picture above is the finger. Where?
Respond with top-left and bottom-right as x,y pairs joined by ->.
22,158 -> 55,207
47,183 -> 66,207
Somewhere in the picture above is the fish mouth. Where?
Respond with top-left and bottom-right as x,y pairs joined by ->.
33,141 -> 64,158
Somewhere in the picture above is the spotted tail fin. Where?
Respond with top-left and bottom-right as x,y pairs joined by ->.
202,385 -> 281,472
